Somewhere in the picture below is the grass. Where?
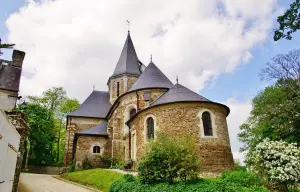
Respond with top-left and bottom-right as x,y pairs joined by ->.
61,168 -> 123,192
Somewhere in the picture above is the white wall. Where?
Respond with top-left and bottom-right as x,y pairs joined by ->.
0,91 -> 18,111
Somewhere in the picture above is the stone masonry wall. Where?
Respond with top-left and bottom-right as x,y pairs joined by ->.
128,102 -> 234,174
107,89 -> 167,161
75,136 -> 108,167
64,117 -> 105,165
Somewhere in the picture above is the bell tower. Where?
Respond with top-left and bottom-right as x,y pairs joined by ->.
108,31 -> 144,104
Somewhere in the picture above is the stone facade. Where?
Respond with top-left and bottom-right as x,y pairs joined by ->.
75,136 -> 108,167
64,117 -> 104,165
128,102 -> 234,174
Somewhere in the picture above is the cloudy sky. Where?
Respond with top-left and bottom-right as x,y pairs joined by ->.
1,0 -> 300,163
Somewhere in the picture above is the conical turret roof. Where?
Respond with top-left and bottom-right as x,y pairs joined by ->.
128,61 -> 173,92
111,32 -> 142,77
150,83 -> 210,106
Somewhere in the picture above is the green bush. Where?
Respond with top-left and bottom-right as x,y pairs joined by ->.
100,155 -> 119,168
67,160 -> 76,172
82,156 -> 93,170
221,170 -> 262,187
138,132 -> 200,184
110,175 -> 268,192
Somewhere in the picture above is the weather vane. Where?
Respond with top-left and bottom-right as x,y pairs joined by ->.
126,20 -> 130,32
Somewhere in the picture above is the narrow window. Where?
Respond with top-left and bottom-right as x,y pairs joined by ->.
130,108 -> 137,119
93,146 -> 100,154
117,82 -> 120,97
202,112 -> 213,136
147,117 -> 154,139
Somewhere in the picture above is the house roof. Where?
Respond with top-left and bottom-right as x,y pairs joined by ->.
75,121 -> 108,136
127,61 -> 173,92
68,91 -> 111,118
111,32 -> 142,77
150,83 -> 210,106
0,59 -> 22,92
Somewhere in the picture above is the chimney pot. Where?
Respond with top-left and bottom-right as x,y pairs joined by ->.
12,50 -> 25,68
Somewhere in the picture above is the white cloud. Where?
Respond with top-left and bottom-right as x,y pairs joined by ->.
222,98 -> 252,163
5,0 -> 280,101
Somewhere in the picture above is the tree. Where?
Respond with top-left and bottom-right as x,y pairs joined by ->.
247,139 -> 300,191
274,0 -> 300,41
238,79 -> 300,152
260,49 -> 300,81
0,38 -> 15,55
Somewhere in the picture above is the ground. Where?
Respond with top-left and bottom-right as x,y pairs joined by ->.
18,173 -> 94,192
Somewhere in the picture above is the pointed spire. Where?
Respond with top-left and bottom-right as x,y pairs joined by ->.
111,32 -> 142,77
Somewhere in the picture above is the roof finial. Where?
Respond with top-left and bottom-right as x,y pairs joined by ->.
126,20 -> 130,33
93,85 -> 95,91
176,75 -> 179,84
150,54 -> 152,62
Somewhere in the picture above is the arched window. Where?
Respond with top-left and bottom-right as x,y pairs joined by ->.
202,112 -> 213,136
147,117 -> 154,139
130,108 -> 136,118
93,146 -> 100,154
117,82 -> 120,97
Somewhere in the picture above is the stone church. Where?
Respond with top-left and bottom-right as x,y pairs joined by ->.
64,32 -> 234,174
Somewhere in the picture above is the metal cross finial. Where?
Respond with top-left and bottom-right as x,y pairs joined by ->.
176,75 -> 179,84
126,20 -> 130,32
150,54 -> 152,62
93,85 -> 95,91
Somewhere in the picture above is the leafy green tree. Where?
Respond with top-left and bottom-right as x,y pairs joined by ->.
274,0 -> 300,41
18,103 -> 56,165
238,79 -> 300,152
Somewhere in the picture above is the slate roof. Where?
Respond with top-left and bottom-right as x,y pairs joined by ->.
111,32 -> 142,77
0,59 -> 22,92
128,61 -> 173,92
76,121 -> 108,136
68,91 -> 111,118
150,83 -> 210,106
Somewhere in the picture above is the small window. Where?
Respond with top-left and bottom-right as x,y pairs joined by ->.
202,112 -> 213,136
93,146 -> 100,154
117,82 -> 120,97
130,108 -> 137,118
147,117 -> 154,139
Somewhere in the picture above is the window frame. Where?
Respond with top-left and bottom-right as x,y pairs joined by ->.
144,115 -> 157,143
197,109 -> 217,138
93,145 -> 101,154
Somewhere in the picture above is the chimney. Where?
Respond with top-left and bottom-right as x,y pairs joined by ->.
12,50 -> 25,68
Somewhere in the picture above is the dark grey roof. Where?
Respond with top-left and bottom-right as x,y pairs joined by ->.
0,59 -> 22,92
128,62 -> 173,92
150,83 -> 210,106
69,91 -> 111,118
111,32 -> 142,77
76,121 -> 108,136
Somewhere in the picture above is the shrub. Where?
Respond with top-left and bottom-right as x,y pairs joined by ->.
100,155 -> 119,168
221,170 -> 262,187
82,156 -> 93,170
138,132 -> 200,184
246,139 -> 300,191
234,160 -> 247,172
67,159 -> 76,172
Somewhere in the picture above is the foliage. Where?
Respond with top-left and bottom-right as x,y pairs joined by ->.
138,132 -> 200,184
100,155 -> 119,168
61,168 -> 123,192
19,87 -> 79,165
110,174 -> 268,192
246,139 -> 300,191
18,103 -> 56,165
82,156 -> 93,170
234,160 -> 247,172
274,0 -> 300,41
67,160 -> 76,173
238,79 -> 300,152
221,171 -> 262,188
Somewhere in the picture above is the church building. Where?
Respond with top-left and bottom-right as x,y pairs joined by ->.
64,31 -> 234,175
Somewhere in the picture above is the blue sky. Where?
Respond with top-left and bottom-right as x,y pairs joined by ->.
1,0 -> 299,162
